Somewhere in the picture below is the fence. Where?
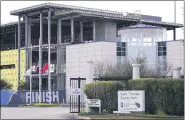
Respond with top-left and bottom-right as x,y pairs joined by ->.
0,90 -> 66,106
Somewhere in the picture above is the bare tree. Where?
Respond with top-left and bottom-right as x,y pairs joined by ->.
93,56 -> 173,80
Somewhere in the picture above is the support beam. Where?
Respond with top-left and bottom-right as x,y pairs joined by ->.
57,19 -> 62,89
48,9 -> 51,104
17,16 -> 21,90
59,15 -> 81,21
93,20 -> 96,42
58,19 -> 62,44
25,15 -> 28,71
173,28 -> 176,41
80,22 -> 83,42
39,12 -> 43,103
71,17 -> 74,43
15,26 -> 17,49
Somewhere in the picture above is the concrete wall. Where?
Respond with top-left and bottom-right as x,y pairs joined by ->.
167,40 -> 184,75
95,20 -> 117,41
66,41 -> 117,102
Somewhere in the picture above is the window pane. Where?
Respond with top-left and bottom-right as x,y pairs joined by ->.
117,52 -> 121,56
163,52 -> 166,55
158,47 -> 163,51
117,42 -> 121,47
121,42 -> 125,47
158,42 -> 162,46
117,47 -> 121,51
121,52 -> 126,56
163,47 -> 166,51
162,42 -> 166,46
121,48 -> 126,52
158,52 -> 162,56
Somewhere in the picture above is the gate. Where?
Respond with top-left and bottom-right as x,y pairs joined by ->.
70,77 -> 86,113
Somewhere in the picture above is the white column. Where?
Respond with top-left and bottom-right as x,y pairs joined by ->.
172,67 -> 181,79
132,64 -> 141,79
86,60 -> 94,84
71,17 -> 74,43
80,22 -> 83,42
93,20 -> 96,42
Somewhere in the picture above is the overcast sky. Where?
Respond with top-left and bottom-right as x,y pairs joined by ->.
1,1 -> 184,40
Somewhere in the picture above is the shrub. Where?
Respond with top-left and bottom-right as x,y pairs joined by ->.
128,78 -> 184,116
0,79 -> 13,90
84,81 -> 126,113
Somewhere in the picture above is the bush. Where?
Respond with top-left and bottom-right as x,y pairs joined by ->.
84,81 -> 126,113
0,79 -> 13,90
128,78 -> 184,116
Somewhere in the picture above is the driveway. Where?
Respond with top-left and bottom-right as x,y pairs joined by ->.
1,107 -> 77,119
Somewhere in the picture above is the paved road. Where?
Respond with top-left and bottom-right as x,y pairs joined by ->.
1,107 -> 77,119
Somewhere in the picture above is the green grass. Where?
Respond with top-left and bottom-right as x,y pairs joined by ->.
32,103 -> 61,107
79,112 -> 184,120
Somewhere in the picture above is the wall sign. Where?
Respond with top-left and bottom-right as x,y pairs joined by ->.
71,88 -> 81,95
118,90 -> 145,112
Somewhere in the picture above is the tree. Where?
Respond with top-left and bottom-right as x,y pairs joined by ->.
93,56 -> 173,80
0,79 -> 13,90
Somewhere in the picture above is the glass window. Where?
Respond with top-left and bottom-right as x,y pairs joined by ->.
163,47 -> 166,51
117,47 -> 121,51
158,52 -> 162,56
117,42 -> 121,47
121,48 -> 126,51
117,52 -> 121,56
121,52 -> 126,56
121,42 -> 125,47
158,47 -> 163,51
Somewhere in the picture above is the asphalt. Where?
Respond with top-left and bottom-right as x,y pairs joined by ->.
1,107 -> 78,119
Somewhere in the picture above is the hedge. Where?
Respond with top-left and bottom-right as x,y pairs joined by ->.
84,81 -> 126,113
84,78 -> 184,116
128,78 -> 184,116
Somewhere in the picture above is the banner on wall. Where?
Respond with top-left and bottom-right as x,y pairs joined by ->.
0,90 -> 66,106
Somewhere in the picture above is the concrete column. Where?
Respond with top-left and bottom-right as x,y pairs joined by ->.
17,16 -> 21,90
57,19 -> 63,90
132,64 -> 141,79
48,9 -> 51,102
173,28 -> 176,41
93,20 -> 96,42
25,15 -> 28,70
27,19 -> 31,90
71,17 -> 74,43
80,22 -> 83,42
39,12 -> 43,102
172,67 -> 181,79
15,26 -> 17,49
86,60 -> 94,84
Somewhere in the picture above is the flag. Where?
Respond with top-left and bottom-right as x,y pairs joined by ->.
21,68 -> 31,77
41,63 -> 49,73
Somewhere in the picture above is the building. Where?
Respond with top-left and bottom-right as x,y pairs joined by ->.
0,3 -> 183,102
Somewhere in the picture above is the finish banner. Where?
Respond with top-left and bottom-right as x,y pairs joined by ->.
0,90 -> 66,106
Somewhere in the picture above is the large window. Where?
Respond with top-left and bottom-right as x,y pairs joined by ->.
117,42 -> 126,56
158,42 -> 166,56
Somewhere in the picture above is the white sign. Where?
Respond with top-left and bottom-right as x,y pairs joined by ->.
87,99 -> 101,107
118,90 -> 145,112
71,88 -> 81,95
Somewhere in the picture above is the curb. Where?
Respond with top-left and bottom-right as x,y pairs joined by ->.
74,113 -> 91,120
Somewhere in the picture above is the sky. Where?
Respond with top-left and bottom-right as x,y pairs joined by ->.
1,1 -> 184,40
